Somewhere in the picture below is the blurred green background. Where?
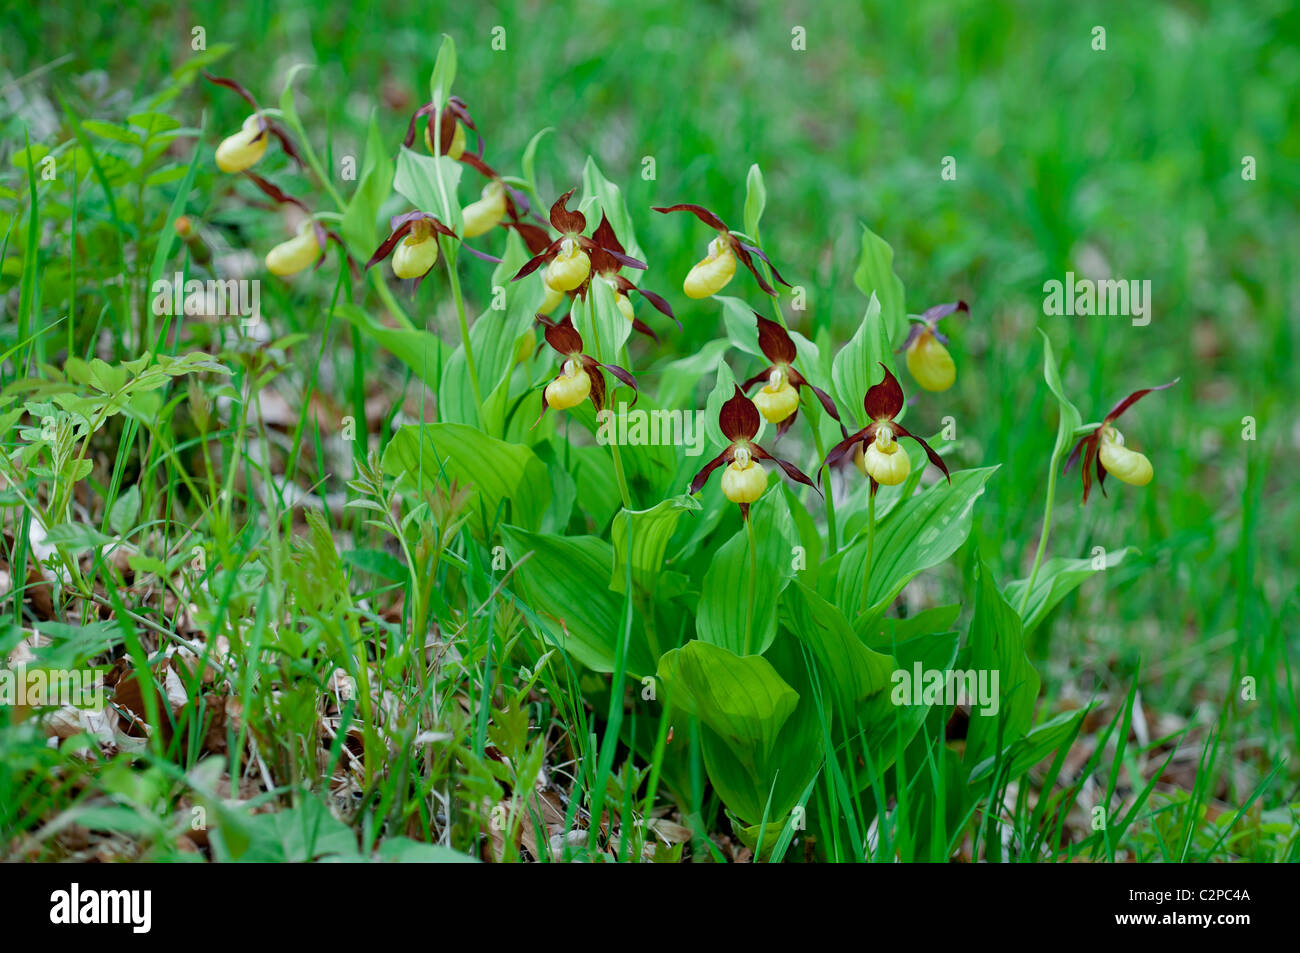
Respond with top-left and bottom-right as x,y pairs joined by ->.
5,1 -> 1298,768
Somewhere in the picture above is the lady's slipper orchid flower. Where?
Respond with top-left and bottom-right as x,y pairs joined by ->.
584,215 -> 678,341
652,204 -> 791,299
1065,378 -> 1178,501
690,387 -> 819,519
823,365 -> 950,495
900,300 -> 968,392
742,313 -> 841,436
513,189 -> 646,293
403,96 -> 480,161
535,318 -> 638,418
266,222 -> 326,276
204,73 -> 305,173
366,211 -> 498,288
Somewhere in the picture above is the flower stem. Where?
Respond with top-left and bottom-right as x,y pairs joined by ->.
583,293 -> 632,509
442,238 -> 484,422
745,512 -> 758,655
861,488 -> 877,616
1019,457 -> 1059,616
810,419 -> 838,552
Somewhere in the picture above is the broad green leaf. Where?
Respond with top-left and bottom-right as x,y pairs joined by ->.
382,423 -> 550,533
341,112 -> 396,258
1039,328 -> 1083,467
1005,546 -> 1135,637
610,495 -> 701,595
376,837 -> 479,863
696,490 -> 797,656
782,580 -> 895,707
852,223 -> 906,341
80,121 -> 139,145
576,274 -> 633,363
836,467 -> 997,619
963,559 -> 1040,767
500,526 -> 652,675
429,34 -> 457,108
865,602 -> 961,649
719,295 -> 766,359
521,128 -> 553,198
41,523 -> 115,552
657,639 -> 797,770
338,303 -> 445,391
830,293 -> 899,430
393,147 -> 462,232
107,486 -> 140,535
743,163 -> 767,239
968,708 -> 1086,784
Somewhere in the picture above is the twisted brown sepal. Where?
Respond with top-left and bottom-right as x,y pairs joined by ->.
900,300 -> 969,350
402,97 -> 481,158
1065,378 -> 1179,503
821,363 -> 949,486
203,72 -> 305,170
243,172 -> 309,212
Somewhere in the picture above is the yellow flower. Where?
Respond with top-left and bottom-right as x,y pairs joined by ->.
215,115 -> 268,173
544,238 -> 591,292
266,225 -> 322,276
860,425 -> 911,485
683,236 -> 737,299
1097,426 -> 1153,486
720,447 -> 767,503
544,358 -> 591,410
392,232 -> 438,279
752,368 -> 800,423
462,181 -> 507,238
615,290 -> 635,323
906,329 -> 956,392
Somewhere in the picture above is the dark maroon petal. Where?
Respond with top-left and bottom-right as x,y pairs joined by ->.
752,444 -> 821,496
864,363 -> 905,421
598,362 -> 639,406
1103,378 -> 1180,425
402,103 -> 436,149
508,222 -> 553,256
543,322 -> 584,356
203,72 -> 260,112
459,242 -> 503,264
459,152 -> 497,180
630,317 -> 660,343
689,449 -> 732,495
720,385 -> 761,441
635,288 -> 678,325
587,361 -> 607,413
242,172 -> 308,211
920,300 -> 969,326
1062,433 -> 1093,476
592,214 -> 626,257
512,240 -> 562,281
821,425 -> 875,479
892,423 -> 951,483
265,122 -> 306,170
739,243 -> 792,288
548,188 -> 585,235
652,204 -> 729,231
802,381 -> 842,422
732,243 -> 778,296
530,389 -> 550,430
1080,440 -> 1097,503
754,312 -> 797,364
580,237 -> 645,271
589,245 -> 622,277
1095,445 -> 1108,498
740,367 -> 775,392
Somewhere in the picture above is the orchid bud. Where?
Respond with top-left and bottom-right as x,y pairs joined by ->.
544,358 -> 591,410
753,368 -> 799,423
906,329 -> 956,392
462,181 -> 507,238
425,119 -> 466,160
1098,427 -> 1153,486
861,426 -> 911,485
721,447 -> 767,503
392,232 -> 439,279
544,238 -> 591,292
513,327 -> 536,365
266,224 -> 322,276
539,278 -> 565,314
683,236 -> 737,299
615,291 -> 635,323
215,115 -> 268,173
